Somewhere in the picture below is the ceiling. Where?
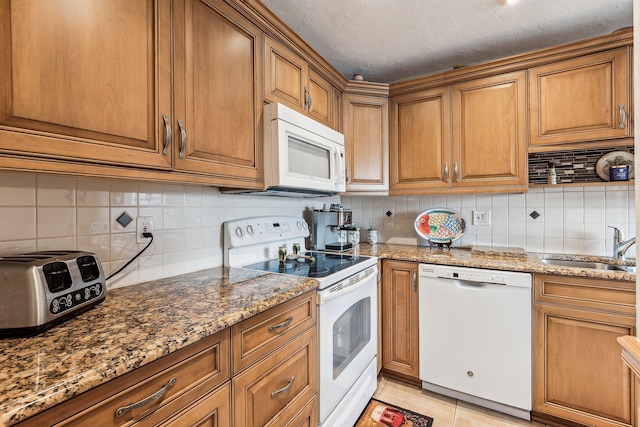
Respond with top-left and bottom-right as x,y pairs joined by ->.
261,0 -> 633,83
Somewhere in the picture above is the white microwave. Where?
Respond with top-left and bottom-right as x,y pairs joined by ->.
259,102 -> 346,197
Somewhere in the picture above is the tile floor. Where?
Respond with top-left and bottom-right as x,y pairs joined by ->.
373,376 -> 550,427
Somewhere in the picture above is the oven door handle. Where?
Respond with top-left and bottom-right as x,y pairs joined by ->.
317,275 -> 374,304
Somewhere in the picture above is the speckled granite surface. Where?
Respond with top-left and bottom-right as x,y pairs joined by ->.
355,243 -> 636,282
0,267 -> 317,426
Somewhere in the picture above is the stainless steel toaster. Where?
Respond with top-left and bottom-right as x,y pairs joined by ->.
0,250 -> 106,336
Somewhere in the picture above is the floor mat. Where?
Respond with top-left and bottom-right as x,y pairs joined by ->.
355,398 -> 435,427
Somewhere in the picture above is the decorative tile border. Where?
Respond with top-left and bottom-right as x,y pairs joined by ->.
528,146 -> 634,185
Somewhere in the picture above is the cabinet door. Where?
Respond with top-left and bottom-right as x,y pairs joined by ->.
381,260 -> 419,380
0,0 -> 172,169
534,303 -> 635,427
172,0 -> 263,184
343,94 -> 389,192
452,71 -> 527,191
308,69 -> 333,127
529,48 -> 631,147
390,87 -> 451,193
264,37 -> 308,112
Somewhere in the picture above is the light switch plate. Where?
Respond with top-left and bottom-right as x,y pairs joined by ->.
472,210 -> 491,226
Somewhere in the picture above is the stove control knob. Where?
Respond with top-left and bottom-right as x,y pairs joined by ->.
296,221 -> 302,229
246,225 -> 254,235
234,226 -> 244,237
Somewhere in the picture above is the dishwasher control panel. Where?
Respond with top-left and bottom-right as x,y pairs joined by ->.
419,264 -> 531,288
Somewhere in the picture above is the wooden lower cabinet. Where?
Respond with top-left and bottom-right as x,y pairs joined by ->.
533,274 -> 636,427
381,260 -> 419,381
17,291 -> 318,427
233,327 -> 317,427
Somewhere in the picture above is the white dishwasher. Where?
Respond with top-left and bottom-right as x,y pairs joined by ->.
418,263 -> 532,420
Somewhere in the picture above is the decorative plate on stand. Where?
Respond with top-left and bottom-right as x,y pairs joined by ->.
595,151 -> 634,181
414,208 -> 466,249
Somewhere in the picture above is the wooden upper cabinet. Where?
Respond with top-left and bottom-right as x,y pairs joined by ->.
264,37 -> 307,111
390,87 -> 452,193
529,48 -> 631,148
172,0 -> 263,183
264,37 -> 336,129
390,72 -> 527,194
0,0 -> 172,169
308,69 -> 334,127
452,71 -> 527,191
343,93 -> 389,192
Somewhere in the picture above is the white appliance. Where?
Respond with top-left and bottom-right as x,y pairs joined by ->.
418,263 -> 532,420
227,102 -> 346,197
223,216 -> 378,426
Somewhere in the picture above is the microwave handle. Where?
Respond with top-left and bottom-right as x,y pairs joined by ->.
334,148 -> 344,185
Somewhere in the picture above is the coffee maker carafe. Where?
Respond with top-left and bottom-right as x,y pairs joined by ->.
312,204 -> 353,251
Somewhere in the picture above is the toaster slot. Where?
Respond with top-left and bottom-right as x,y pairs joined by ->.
43,262 -> 73,293
77,256 -> 100,282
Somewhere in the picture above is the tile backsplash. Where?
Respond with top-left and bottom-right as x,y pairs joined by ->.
343,185 -> 636,258
0,171 -> 336,289
0,170 -> 634,290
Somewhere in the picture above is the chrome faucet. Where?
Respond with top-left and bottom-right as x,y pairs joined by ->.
608,226 -> 636,260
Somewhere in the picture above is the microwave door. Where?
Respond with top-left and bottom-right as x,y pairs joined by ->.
277,129 -> 339,192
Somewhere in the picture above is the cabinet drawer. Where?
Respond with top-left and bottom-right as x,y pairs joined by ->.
233,326 -> 317,427
26,329 -> 230,427
232,291 -> 316,373
534,274 -> 635,315
149,381 -> 231,427
281,395 -> 318,427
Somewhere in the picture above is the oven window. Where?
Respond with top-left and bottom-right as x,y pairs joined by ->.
333,297 -> 371,379
288,136 -> 331,179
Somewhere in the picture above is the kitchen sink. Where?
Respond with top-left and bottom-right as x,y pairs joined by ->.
540,257 -> 635,273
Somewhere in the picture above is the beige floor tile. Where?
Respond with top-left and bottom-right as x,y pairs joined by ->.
376,378 -> 456,427
453,401 -> 544,427
373,376 -> 549,427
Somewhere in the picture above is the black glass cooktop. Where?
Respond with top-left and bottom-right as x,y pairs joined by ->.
243,251 -> 370,278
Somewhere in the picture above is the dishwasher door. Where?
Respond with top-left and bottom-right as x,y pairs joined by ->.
418,263 -> 532,418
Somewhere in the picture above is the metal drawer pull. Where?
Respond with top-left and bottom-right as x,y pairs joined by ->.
161,114 -> 172,156
271,376 -> 295,398
268,315 -> 293,332
619,103 -> 626,129
115,377 -> 177,417
443,163 -> 449,182
454,162 -> 460,182
177,119 -> 187,159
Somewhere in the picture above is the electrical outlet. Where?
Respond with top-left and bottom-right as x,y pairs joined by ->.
136,216 -> 154,243
472,210 -> 491,226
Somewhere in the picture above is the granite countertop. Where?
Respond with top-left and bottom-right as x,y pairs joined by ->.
0,267 -> 318,426
354,243 -> 636,282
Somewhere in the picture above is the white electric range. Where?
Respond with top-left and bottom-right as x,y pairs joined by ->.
223,216 -> 378,426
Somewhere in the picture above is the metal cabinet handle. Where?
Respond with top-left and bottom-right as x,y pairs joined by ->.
162,114 -> 172,156
271,376 -> 295,398
454,162 -> 460,182
619,103 -> 626,129
268,315 -> 293,332
443,163 -> 449,182
177,120 -> 187,159
412,271 -> 417,292
115,377 -> 177,417
303,87 -> 312,110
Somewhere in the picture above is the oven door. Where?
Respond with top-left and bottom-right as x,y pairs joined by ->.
317,269 -> 377,422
